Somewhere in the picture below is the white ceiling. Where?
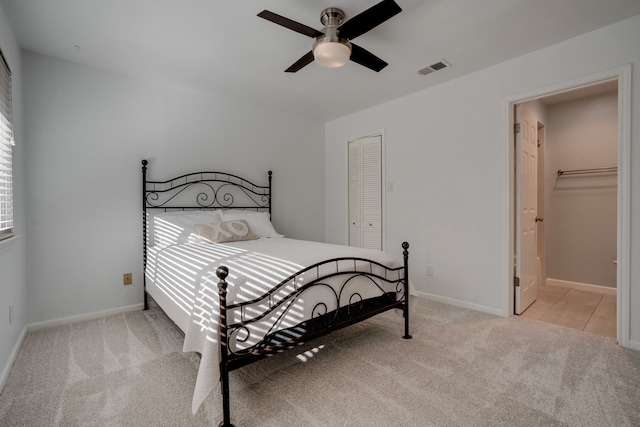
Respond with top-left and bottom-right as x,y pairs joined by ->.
3,0 -> 640,120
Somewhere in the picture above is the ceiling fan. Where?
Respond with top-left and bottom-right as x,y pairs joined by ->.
257,0 -> 402,73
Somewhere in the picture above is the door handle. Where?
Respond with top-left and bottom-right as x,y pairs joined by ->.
535,217 -> 544,223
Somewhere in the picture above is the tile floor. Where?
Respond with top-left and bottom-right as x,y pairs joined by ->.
520,285 -> 616,338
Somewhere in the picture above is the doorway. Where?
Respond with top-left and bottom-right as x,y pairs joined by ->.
506,66 -> 631,346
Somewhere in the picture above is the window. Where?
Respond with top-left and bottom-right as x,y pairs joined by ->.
0,49 -> 14,241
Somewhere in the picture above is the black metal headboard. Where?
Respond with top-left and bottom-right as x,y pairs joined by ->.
141,159 -> 272,308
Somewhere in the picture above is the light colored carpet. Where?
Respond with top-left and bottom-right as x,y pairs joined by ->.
1,299 -> 639,426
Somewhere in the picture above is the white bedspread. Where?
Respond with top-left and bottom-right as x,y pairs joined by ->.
145,238 -> 410,414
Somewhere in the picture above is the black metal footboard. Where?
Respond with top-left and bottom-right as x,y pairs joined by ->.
215,242 -> 411,427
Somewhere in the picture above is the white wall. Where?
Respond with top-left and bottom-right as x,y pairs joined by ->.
22,51 -> 325,324
546,91 -> 618,288
325,15 -> 640,345
0,2 -> 26,388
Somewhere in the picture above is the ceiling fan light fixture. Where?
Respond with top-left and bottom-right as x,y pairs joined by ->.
313,39 -> 351,68
312,7 -> 351,68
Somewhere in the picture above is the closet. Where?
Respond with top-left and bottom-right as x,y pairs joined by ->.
348,135 -> 382,250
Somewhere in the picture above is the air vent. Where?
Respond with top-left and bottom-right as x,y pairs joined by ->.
418,59 -> 451,76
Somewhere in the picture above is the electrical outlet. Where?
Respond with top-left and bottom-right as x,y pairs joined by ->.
123,273 -> 133,285
426,264 -> 433,276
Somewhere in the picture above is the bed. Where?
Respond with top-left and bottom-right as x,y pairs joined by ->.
141,160 -> 412,426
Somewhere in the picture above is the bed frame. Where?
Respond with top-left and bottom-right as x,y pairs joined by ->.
141,160 -> 411,427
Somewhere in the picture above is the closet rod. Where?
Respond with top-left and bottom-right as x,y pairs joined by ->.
557,167 -> 618,176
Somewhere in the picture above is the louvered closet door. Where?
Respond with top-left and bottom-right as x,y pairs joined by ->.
348,141 -> 362,247
348,136 -> 382,250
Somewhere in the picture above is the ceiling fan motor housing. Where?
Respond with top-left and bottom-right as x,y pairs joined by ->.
320,7 -> 345,27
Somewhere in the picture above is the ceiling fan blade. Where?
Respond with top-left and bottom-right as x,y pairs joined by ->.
285,51 -> 315,73
350,44 -> 388,72
338,0 -> 402,40
258,10 -> 324,38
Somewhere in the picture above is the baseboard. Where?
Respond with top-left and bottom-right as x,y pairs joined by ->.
27,303 -> 145,332
627,339 -> 640,352
415,291 -> 504,317
0,325 -> 27,395
546,278 -> 616,295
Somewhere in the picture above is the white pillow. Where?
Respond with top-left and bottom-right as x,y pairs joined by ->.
153,210 -> 224,245
221,210 -> 283,238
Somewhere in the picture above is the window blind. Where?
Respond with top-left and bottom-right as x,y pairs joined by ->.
0,50 -> 13,239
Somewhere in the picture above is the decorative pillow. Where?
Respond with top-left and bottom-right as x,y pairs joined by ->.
221,210 -> 283,238
194,220 -> 257,243
153,210 -> 224,246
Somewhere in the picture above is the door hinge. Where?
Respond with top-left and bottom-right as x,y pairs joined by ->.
514,276 -> 520,287
514,123 -> 521,134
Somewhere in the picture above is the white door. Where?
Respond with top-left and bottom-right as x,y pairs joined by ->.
348,141 -> 362,248
361,137 -> 382,249
515,105 -> 538,314
348,136 -> 382,250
